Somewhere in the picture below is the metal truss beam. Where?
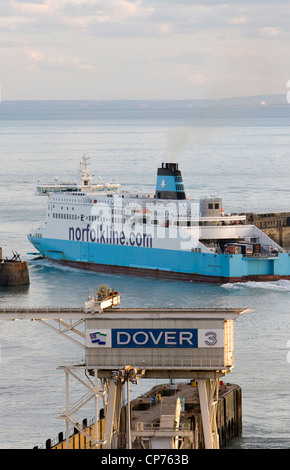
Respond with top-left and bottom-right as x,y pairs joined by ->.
57,366 -> 106,449
34,319 -> 86,349
198,378 -> 220,449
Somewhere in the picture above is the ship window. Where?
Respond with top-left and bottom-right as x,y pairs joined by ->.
215,203 -> 219,209
208,203 -> 213,209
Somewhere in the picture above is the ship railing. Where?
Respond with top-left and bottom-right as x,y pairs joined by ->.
134,422 -> 191,432
88,357 -> 231,370
241,252 -> 279,258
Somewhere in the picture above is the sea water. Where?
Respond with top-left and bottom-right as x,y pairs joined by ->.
1,101 -> 290,448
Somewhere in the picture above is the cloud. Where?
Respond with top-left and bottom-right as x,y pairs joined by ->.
26,49 -> 44,62
25,49 -> 96,71
106,0 -> 139,17
189,73 -> 208,85
2,0 -> 290,37
2,0 -> 290,99
229,17 -> 248,25
3,0 -> 286,42
6,0 -> 154,31
0,15 -> 34,30
259,26 -> 282,37
60,15 -> 95,28
10,0 -> 56,16
156,23 -> 173,34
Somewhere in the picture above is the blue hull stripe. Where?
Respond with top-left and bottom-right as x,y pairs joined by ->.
28,236 -> 290,279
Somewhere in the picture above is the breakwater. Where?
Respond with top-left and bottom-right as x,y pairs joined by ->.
0,248 -> 30,286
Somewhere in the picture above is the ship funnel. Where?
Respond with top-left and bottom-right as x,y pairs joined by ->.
155,162 -> 186,200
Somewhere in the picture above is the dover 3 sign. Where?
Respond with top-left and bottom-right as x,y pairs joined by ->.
86,328 -> 223,348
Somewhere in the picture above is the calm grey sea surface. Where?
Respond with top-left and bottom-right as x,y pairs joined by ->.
1,101 -> 290,449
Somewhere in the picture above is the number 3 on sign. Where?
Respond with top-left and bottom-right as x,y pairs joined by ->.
198,329 -> 222,348
205,331 -> 217,346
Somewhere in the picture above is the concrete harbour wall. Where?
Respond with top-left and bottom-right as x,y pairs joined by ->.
246,212 -> 290,250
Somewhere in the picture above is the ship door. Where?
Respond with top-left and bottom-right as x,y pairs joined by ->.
81,242 -> 89,260
165,210 -> 169,228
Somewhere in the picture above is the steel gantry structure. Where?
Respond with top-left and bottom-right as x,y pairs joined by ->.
0,287 -> 250,449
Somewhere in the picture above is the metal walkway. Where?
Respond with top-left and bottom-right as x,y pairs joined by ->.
0,306 -> 246,320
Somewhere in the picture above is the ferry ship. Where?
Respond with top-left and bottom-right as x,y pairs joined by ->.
28,162 -> 290,283
36,156 -> 120,195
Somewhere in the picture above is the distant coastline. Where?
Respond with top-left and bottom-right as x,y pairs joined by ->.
0,95 -> 289,120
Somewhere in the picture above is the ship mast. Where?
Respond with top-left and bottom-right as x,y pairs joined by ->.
80,155 -> 93,188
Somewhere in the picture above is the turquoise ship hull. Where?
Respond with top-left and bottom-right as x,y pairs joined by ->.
28,235 -> 290,283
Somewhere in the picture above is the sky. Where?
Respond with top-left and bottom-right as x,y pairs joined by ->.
0,0 -> 290,100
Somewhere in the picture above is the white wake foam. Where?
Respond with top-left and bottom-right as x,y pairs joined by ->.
221,280 -> 290,291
